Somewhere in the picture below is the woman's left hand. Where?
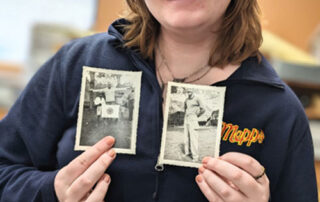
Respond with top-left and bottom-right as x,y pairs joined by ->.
196,152 -> 270,202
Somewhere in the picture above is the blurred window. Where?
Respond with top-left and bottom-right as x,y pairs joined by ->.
0,0 -> 97,63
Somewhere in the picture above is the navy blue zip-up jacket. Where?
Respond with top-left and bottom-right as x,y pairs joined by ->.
0,19 -> 318,202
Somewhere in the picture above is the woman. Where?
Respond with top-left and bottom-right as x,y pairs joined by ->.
0,0 -> 317,202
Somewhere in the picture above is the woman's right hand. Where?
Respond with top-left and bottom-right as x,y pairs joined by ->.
54,136 -> 116,202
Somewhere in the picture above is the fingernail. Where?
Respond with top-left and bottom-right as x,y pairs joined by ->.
196,175 -> 203,183
106,136 -> 115,146
108,149 -> 116,158
202,157 -> 210,165
198,165 -> 205,174
104,175 -> 110,183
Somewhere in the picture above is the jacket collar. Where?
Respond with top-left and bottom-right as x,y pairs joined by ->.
226,56 -> 285,89
107,18 -> 129,44
108,19 -> 285,90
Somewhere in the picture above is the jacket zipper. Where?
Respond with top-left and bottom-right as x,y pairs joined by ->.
153,68 -> 164,200
155,93 -> 164,172
155,155 -> 164,171
127,51 -> 164,200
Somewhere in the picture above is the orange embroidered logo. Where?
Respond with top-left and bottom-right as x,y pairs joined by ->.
221,122 -> 265,147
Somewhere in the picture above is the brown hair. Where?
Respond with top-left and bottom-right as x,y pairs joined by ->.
123,0 -> 262,67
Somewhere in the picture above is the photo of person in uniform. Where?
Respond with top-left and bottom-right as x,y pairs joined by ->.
183,89 -> 204,162
160,83 -> 224,168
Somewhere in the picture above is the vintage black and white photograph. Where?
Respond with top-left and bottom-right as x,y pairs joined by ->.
75,66 -> 141,154
159,82 -> 226,168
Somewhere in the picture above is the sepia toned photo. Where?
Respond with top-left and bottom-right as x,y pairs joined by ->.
159,82 -> 226,168
75,66 -> 142,154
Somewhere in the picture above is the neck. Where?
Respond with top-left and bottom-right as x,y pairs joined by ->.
157,27 -> 217,78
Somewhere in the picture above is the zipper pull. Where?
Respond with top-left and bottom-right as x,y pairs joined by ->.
153,155 -> 164,200
155,163 -> 164,172
155,155 -> 164,172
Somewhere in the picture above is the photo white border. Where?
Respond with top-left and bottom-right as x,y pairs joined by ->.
158,82 -> 226,168
74,66 -> 142,155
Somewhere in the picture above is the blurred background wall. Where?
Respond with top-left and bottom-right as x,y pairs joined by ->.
259,0 -> 320,52
0,0 -> 320,196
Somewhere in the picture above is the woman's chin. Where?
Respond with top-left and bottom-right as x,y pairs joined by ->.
162,15 -> 208,31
